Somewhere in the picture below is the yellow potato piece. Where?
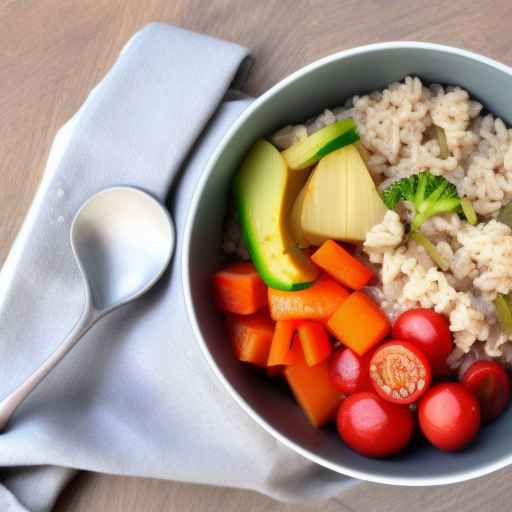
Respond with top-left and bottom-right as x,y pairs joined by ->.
291,175 -> 329,248
300,145 -> 388,243
290,184 -> 310,249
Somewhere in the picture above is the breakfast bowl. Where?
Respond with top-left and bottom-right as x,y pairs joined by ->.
182,42 -> 512,485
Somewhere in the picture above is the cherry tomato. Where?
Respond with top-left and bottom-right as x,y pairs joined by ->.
337,391 -> 414,458
369,340 -> 431,404
418,383 -> 480,451
329,348 -> 372,394
462,361 -> 510,424
393,309 -> 453,377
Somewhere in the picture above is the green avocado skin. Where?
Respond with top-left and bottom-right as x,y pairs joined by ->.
289,119 -> 359,170
233,141 -> 314,292
234,179 -> 313,291
308,129 -> 359,166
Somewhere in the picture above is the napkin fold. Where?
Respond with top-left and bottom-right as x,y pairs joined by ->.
0,23 -> 353,512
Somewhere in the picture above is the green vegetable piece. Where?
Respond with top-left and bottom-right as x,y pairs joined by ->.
498,202 -> 512,228
382,171 -> 461,231
281,119 -> 360,170
461,198 -> 478,225
234,139 -> 319,291
409,231 -> 449,271
495,294 -> 512,335
435,126 -> 449,160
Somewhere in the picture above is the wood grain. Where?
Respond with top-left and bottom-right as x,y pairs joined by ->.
1,0 -> 512,510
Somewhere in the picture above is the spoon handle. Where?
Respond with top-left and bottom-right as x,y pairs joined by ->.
0,307 -> 97,431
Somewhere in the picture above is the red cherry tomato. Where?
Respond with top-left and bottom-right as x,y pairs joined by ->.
329,348 -> 372,394
337,391 -> 414,458
419,383 -> 480,451
462,361 -> 510,424
369,340 -> 431,404
393,309 -> 453,377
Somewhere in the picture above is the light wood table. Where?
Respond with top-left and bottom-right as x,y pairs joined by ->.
2,1 -> 512,510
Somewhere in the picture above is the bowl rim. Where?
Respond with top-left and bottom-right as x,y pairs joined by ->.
182,41 -> 512,486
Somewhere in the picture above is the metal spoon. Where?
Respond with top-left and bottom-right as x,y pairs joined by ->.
0,187 -> 174,430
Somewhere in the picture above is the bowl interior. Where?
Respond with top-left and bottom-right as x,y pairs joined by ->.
185,44 -> 512,485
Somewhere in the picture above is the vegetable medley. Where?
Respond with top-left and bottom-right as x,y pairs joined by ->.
212,114 -> 511,458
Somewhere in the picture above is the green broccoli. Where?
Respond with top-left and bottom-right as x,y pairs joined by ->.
382,171 -> 461,231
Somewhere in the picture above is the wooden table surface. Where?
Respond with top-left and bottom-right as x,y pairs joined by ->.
2,0 -> 512,510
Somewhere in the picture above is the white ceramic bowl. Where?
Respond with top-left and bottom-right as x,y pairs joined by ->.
183,42 -> 512,485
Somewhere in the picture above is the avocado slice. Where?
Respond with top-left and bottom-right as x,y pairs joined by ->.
234,139 -> 320,291
281,118 -> 359,170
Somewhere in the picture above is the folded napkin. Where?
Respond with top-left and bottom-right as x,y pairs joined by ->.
0,23 -> 355,512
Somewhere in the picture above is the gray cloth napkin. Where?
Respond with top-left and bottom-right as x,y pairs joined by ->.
0,23 -> 355,512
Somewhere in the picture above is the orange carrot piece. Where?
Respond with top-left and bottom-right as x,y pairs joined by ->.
267,335 -> 304,374
311,240 -> 373,290
213,262 -> 267,315
268,277 -> 349,321
268,320 -> 297,366
297,321 -> 332,366
226,311 -> 274,367
287,334 -> 304,365
327,291 -> 390,356
285,358 -> 343,428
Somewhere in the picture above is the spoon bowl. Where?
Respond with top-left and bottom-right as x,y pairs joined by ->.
0,186 -> 174,430
72,187 -> 175,312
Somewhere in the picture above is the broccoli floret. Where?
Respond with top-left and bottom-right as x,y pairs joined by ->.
382,171 -> 461,231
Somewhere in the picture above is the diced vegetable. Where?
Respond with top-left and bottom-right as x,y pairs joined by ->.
300,145 -> 388,243
268,320 -> 298,366
290,180 -> 329,248
327,291 -> 391,356
494,294 -> 512,335
281,119 -> 359,170
382,171 -> 461,232
461,197 -> 477,225
290,179 -> 312,249
311,240 -> 373,290
213,262 -> 268,315
234,139 -> 319,291
226,311 -> 274,367
285,358 -> 343,427
435,126 -> 449,159
268,277 -> 350,321
409,231 -> 449,271
498,201 -> 512,227
287,335 -> 305,365
297,321 -> 332,366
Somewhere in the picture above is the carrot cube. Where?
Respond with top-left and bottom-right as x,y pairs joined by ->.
268,277 -> 349,321
327,291 -> 390,356
311,240 -> 373,290
213,262 -> 267,315
285,358 -> 343,428
226,311 -> 274,367
268,320 -> 298,366
297,321 -> 332,366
